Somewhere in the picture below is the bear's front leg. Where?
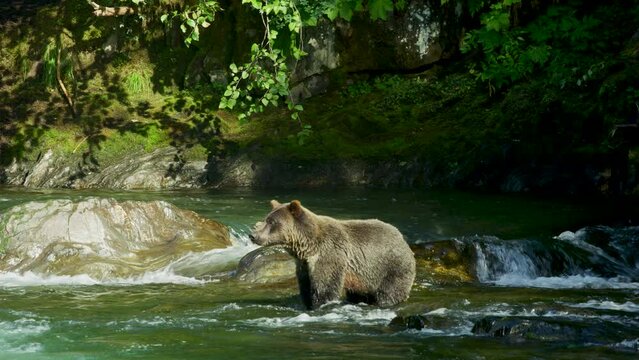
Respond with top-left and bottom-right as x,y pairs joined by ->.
308,258 -> 346,310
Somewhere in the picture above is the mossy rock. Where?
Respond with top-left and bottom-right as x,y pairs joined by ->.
412,241 -> 477,284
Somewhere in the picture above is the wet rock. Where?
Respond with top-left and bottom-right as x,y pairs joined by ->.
554,226 -> 639,280
236,245 -> 298,283
389,315 -> 427,330
0,199 -> 231,279
411,240 -> 477,284
472,317 -> 583,341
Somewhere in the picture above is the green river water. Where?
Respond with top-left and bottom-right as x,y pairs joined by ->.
0,187 -> 638,359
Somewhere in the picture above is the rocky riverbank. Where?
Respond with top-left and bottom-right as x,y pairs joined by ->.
0,143 -> 629,194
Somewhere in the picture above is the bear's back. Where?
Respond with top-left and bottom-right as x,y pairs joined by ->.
331,218 -> 414,272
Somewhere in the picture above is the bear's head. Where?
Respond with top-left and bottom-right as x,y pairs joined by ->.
249,200 -> 314,249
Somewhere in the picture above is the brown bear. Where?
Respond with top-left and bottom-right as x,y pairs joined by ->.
249,200 -> 416,309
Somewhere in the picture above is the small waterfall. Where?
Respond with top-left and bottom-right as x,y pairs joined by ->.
463,226 -> 639,288
473,238 -> 544,282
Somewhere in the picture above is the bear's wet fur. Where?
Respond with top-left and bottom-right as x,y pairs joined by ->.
250,200 -> 416,309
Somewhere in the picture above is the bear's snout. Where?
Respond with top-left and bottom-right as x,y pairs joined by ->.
249,222 -> 266,245
249,233 -> 263,245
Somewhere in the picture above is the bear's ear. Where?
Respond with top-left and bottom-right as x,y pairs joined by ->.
270,200 -> 282,209
288,200 -> 304,219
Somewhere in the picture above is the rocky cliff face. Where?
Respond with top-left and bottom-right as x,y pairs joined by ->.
189,0 -> 458,99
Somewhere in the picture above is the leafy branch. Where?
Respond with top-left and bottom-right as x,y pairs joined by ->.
219,0 -> 305,124
160,0 -> 221,47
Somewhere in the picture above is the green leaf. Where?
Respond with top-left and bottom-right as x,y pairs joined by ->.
325,7 -> 339,20
503,0 -> 522,6
288,21 -> 299,33
468,0 -> 486,15
304,16 -> 318,26
187,18 -> 196,28
484,12 -> 510,32
160,14 -> 168,23
338,6 -> 354,21
229,63 -> 238,73
368,0 -> 393,21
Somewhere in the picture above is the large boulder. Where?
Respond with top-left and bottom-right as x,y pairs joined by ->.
0,198 -> 230,279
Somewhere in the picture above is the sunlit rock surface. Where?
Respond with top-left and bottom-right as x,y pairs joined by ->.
6,148 -> 207,190
0,198 -> 230,279
236,245 -> 298,284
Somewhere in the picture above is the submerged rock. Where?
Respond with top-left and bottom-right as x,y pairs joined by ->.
235,245 -> 298,284
471,316 -> 610,343
0,198 -> 230,279
388,315 -> 427,331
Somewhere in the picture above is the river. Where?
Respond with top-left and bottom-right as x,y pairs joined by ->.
0,187 -> 638,359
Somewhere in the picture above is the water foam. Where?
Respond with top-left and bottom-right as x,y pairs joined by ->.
0,317 -> 49,354
0,269 -> 210,287
491,274 -> 639,289
0,271 -> 100,287
564,300 -> 639,313
246,304 -> 396,328
106,315 -> 219,332
610,338 -> 639,352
